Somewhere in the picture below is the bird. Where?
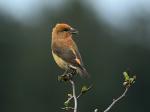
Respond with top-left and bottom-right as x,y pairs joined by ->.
51,23 -> 88,77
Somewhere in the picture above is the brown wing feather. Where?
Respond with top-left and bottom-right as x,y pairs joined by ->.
52,45 -> 83,68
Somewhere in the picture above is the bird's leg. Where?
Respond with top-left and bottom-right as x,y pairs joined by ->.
64,67 -> 76,80
58,68 -> 74,82
63,69 -> 69,76
68,67 -> 77,76
58,66 -> 77,82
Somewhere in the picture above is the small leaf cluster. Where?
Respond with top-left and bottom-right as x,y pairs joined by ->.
123,72 -> 136,88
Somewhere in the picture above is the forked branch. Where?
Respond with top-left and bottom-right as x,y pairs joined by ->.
60,71 -> 136,112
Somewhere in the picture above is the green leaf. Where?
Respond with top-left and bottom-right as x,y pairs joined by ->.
123,72 -> 136,88
129,78 -> 134,83
81,85 -> 93,94
81,86 -> 88,93
129,76 -> 136,84
64,100 -> 69,107
123,72 -> 130,81
68,94 -> 72,98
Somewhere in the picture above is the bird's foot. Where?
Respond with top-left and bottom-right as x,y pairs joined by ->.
58,68 -> 77,82
68,67 -> 77,76
58,73 -> 72,82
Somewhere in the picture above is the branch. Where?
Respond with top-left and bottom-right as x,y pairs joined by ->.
93,72 -> 136,112
59,71 -> 136,112
69,80 -> 78,112
60,69 -> 92,112
64,91 -> 82,106
103,87 -> 128,112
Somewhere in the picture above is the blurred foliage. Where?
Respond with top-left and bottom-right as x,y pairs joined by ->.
0,1 -> 150,112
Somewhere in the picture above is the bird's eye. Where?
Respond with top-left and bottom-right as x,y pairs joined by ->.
62,28 -> 70,32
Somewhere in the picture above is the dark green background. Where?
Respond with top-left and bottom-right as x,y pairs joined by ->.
0,1 -> 149,112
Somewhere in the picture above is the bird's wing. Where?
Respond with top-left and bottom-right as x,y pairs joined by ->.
52,45 -> 83,68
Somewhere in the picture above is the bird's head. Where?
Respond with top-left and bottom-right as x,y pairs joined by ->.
52,23 -> 78,38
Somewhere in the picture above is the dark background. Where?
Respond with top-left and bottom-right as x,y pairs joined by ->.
0,0 -> 150,112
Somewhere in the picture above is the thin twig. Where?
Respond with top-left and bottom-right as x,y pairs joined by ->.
61,107 -> 74,110
65,91 -> 82,105
77,92 -> 82,99
103,87 -> 129,112
70,80 -> 77,112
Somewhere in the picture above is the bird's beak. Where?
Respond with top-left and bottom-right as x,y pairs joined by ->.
70,27 -> 79,34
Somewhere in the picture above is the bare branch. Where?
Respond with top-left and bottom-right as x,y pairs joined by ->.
61,107 -> 74,110
77,92 -> 82,99
64,91 -> 82,105
103,87 -> 129,112
60,71 -> 135,112
70,80 -> 78,112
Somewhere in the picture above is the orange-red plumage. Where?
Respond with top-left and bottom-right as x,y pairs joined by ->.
51,23 -> 88,77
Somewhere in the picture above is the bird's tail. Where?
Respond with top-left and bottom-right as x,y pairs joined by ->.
77,66 -> 89,78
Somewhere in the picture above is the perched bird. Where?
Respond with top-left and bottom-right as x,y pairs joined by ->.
51,23 -> 88,77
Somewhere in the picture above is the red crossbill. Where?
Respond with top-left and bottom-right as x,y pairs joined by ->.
51,23 -> 88,77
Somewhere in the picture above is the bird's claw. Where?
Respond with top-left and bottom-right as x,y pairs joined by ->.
58,68 -> 77,82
